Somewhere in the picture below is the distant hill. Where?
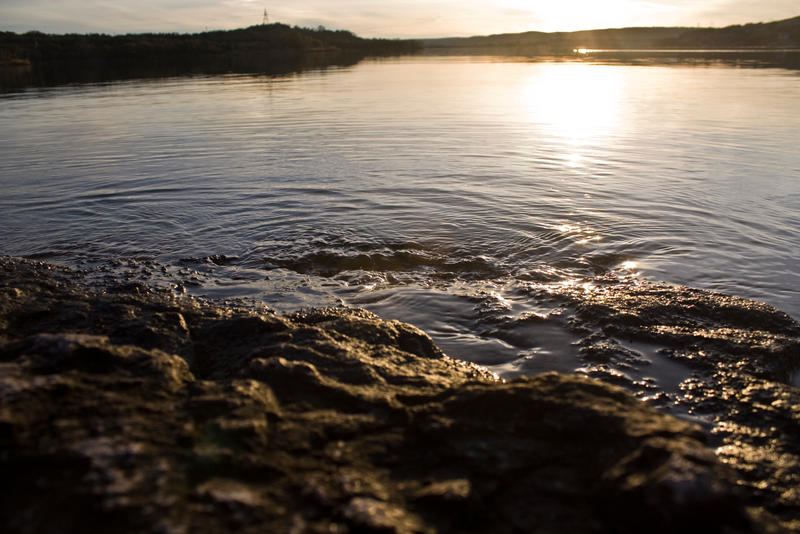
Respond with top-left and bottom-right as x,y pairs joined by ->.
424,15 -> 800,53
672,15 -> 800,49
0,24 -> 420,66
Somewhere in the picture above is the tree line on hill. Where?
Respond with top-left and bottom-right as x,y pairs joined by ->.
423,15 -> 800,53
2,15 -> 798,85
0,23 -> 421,66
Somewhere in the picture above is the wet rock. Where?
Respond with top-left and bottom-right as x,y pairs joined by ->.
537,273 -> 800,531
577,332 -> 649,367
0,257 -> 790,533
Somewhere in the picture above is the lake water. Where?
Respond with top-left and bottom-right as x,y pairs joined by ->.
1,55 -> 799,383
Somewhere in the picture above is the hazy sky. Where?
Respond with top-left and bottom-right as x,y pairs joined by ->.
2,0 -> 798,38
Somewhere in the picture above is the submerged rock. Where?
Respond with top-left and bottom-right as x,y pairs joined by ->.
0,257 -> 794,533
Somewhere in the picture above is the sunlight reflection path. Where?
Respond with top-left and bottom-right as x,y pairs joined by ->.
519,63 -> 627,167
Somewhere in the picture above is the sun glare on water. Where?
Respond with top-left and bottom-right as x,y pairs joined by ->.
520,63 -> 626,148
511,63 -> 629,170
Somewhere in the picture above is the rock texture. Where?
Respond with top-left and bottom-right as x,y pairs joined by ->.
0,257 -> 794,533
536,274 -> 800,531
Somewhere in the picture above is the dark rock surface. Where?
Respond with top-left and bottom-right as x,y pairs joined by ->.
0,257 -> 795,533
535,274 -> 800,531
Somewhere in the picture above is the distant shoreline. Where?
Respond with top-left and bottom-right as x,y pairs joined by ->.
2,15 -> 799,88
2,14 -> 798,68
0,23 -> 421,69
423,15 -> 800,52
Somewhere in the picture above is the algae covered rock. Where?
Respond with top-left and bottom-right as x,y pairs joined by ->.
0,257 -> 789,533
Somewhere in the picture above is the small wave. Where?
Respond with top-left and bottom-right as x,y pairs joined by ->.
266,249 -> 504,279
180,254 -> 240,266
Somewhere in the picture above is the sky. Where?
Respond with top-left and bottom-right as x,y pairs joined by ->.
1,0 -> 798,38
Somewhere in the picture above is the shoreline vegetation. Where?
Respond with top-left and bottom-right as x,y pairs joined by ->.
1,15 -> 799,88
0,23 -> 419,88
0,15 -> 797,66
0,23 -> 420,89
0,23 -> 421,64
423,14 -> 800,52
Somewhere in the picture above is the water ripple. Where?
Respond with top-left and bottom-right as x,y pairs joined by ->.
1,57 -> 798,327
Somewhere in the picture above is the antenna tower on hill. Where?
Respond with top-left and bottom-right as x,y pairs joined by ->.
263,9 -> 269,25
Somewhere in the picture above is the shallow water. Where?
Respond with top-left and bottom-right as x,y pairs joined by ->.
1,55 -> 798,388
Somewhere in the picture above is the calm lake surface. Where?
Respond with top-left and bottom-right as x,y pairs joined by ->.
1,55 -> 799,380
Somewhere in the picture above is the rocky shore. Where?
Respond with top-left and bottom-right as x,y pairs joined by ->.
1,256 -> 798,533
